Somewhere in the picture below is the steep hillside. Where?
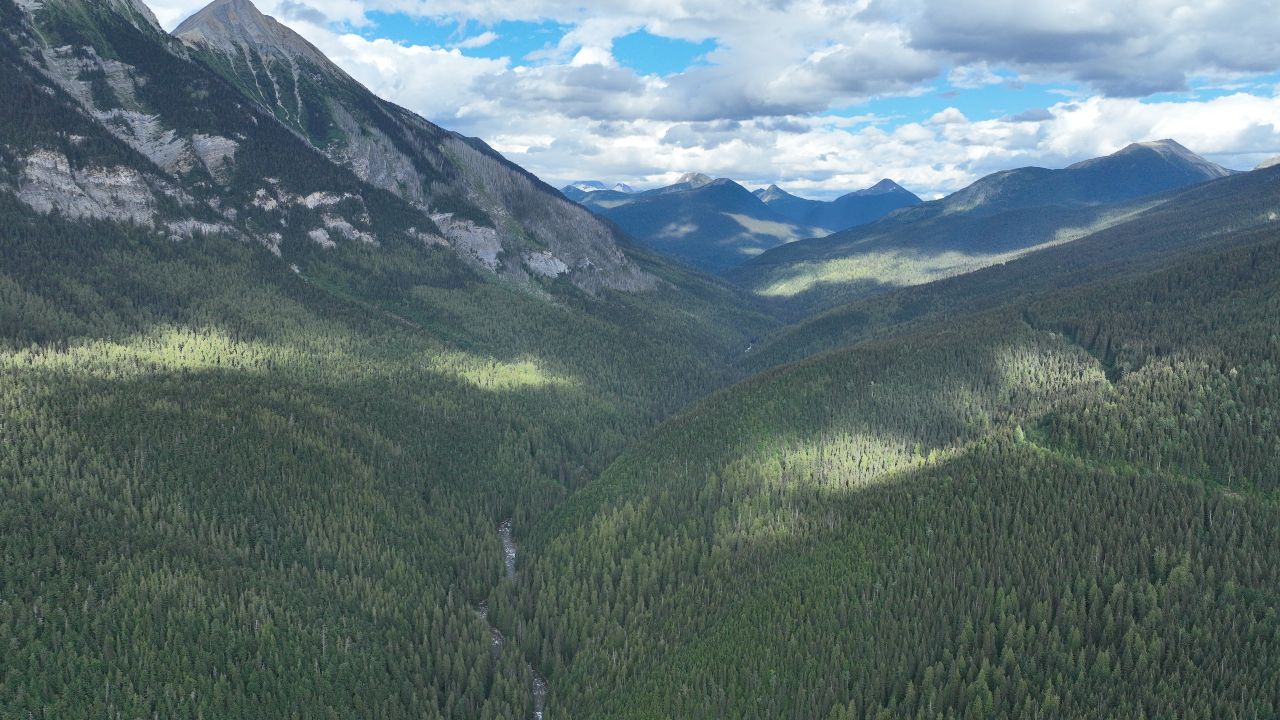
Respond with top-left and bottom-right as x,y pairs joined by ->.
513,186 -> 1280,718
8,0 -> 647,292
733,140 -> 1234,317
0,0 -> 776,716
175,0 -> 653,292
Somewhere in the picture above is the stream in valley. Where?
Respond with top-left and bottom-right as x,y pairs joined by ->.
484,518 -> 548,719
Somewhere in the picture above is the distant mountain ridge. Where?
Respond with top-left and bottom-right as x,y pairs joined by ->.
562,174 -> 921,274
585,177 -> 823,274
753,179 -> 920,233
731,139 -> 1236,316
898,139 -> 1232,222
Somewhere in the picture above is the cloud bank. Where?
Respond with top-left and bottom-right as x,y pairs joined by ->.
150,0 -> 1280,197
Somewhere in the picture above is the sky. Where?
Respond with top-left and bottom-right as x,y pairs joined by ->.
150,0 -> 1280,199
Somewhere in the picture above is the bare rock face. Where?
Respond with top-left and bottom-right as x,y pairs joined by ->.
98,110 -> 194,174
405,227 -> 447,247
33,45 -> 240,182
192,134 -> 240,183
524,251 -> 569,279
175,0 -> 329,68
165,219 -> 240,241
17,150 -> 157,224
307,228 -> 336,249
322,215 -> 376,245
329,103 -> 431,208
175,0 -> 656,293
433,213 -> 503,271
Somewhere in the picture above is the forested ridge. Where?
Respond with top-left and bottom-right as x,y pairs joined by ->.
0,194 -> 770,718
510,205 -> 1280,718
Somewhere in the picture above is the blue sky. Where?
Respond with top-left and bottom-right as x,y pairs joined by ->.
356,12 -> 717,75
155,0 -> 1280,198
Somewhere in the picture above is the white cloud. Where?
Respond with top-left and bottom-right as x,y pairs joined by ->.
487,93 -> 1280,199
570,46 -> 616,67
144,0 -> 1280,197
452,31 -> 499,50
927,107 -> 968,125
948,63 -> 1004,89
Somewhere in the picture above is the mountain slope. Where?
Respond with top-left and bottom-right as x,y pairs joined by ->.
168,0 -> 648,291
905,139 -> 1231,220
515,176 -> 1280,718
0,2 -> 777,716
744,163 -> 1280,368
732,140 -> 1234,317
4,0 -> 442,260
756,179 -> 921,233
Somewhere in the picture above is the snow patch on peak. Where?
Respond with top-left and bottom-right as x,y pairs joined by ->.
568,180 -> 608,193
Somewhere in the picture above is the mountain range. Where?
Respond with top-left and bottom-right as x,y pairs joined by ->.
562,173 -> 921,274
730,139 -> 1238,316
4,0 -> 1280,718
753,178 -> 920,231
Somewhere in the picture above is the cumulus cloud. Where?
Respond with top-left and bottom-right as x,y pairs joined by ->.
947,63 -> 1004,89
489,93 -> 1280,199
907,0 -> 1280,96
144,0 -> 1280,197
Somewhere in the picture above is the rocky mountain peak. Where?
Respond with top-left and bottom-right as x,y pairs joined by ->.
756,184 -> 794,202
1069,138 -> 1232,180
175,0 -> 329,68
853,179 -> 907,196
676,172 -> 714,188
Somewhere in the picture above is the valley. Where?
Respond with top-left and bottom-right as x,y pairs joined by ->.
2,0 -> 1278,718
